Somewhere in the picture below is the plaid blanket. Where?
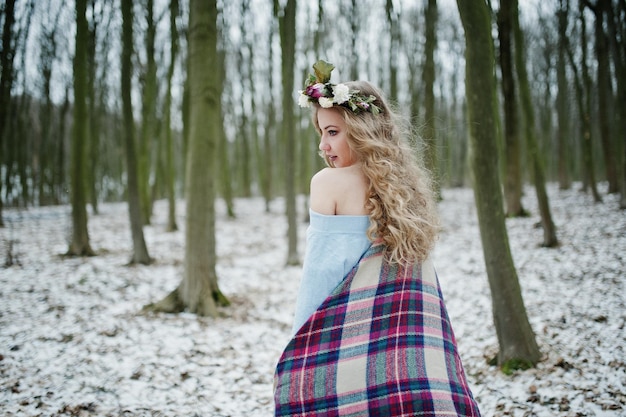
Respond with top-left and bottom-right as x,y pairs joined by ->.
274,243 -> 481,416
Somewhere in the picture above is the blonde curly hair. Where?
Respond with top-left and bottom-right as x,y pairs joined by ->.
312,81 -> 439,264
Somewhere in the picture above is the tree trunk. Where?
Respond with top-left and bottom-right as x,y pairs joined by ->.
572,0 -> 603,202
216,36 -> 235,217
139,0 -> 158,225
512,0 -> 558,247
423,0 -> 440,199
56,88 -> 71,205
185,0 -> 229,314
248,50 -> 264,209
348,0 -> 359,81
17,97 -> 31,207
498,0 -> 526,216
556,0 -> 572,190
385,0 -> 399,101
37,8 -> 63,207
237,1 -> 252,199
218,59 -> 235,218
0,0 -> 17,227
278,0 -> 299,266
406,9 -> 423,177
456,0 -> 541,371
87,2 -> 99,214
181,73 -> 189,193
588,0 -> 619,193
5,3 -> 34,209
607,1 -> 626,207
164,0 -> 179,232
67,0 -> 94,256
146,0 -> 229,317
38,23 -> 54,207
260,5 -> 279,213
121,0 -> 151,265
238,107 -> 252,198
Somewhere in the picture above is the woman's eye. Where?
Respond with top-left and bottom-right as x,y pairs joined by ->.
328,130 -> 337,136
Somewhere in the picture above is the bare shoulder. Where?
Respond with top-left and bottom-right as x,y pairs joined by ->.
310,166 -> 368,215
310,168 -> 338,215
310,167 -> 343,188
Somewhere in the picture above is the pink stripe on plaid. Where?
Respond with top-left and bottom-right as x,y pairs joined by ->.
337,399 -> 369,414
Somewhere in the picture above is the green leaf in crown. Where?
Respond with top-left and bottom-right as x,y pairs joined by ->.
312,60 -> 335,84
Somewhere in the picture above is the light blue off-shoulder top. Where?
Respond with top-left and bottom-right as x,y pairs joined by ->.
291,209 -> 372,335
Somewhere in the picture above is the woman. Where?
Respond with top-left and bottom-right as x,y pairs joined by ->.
274,61 -> 481,417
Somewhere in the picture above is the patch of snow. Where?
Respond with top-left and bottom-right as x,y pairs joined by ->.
1,183 -> 624,416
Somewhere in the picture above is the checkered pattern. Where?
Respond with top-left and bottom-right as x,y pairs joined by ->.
274,243 -> 481,416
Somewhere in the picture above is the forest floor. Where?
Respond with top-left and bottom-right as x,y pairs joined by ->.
1,183 -> 625,417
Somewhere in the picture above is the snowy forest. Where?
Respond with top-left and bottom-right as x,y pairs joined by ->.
1,0 -> 625,416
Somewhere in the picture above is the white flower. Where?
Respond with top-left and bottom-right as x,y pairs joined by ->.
298,91 -> 311,108
332,84 -> 350,104
318,97 -> 334,108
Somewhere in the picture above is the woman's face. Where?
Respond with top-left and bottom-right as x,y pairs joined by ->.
317,108 -> 357,168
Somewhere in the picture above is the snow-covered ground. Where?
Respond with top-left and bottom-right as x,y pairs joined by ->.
1,184 -> 624,416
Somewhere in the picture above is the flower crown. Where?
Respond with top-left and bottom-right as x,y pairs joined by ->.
297,60 -> 382,115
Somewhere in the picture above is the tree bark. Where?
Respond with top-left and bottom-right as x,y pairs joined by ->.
385,0 -> 399,102
87,1 -> 100,214
423,0 -> 440,199
512,0 -> 558,247
456,0 -> 541,370
0,0 -> 17,227
121,0 -> 151,265
606,1 -> 626,208
278,0 -> 299,266
236,1 -> 252,199
571,0 -> 603,202
556,0 -> 572,190
138,0 -> 158,225
56,88 -> 71,205
146,0 -> 229,317
67,0 -> 94,256
587,0 -> 619,193
164,0 -> 179,232
37,21 -> 54,206
348,0 -> 359,81
498,0 -> 526,216
259,3 -> 281,213
217,49 -> 235,218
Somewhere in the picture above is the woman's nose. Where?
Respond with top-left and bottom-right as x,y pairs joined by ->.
319,138 -> 329,151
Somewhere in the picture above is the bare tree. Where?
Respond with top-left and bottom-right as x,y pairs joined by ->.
498,0 -> 526,216
138,0 -> 159,225
585,0 -> 619,193
146,0 -> 228,316
385,0 -> 399,101
406,5 -> 424,154
163,0 -> 179,232
217,51 -> 235,218
86,0 -> 100,214
67,0 -> 94,256
36,4 -> 62,207
121,0 -> 151,265
456,0 -> 541,371
556,0 -> 572,190
606,0 -> 626,208
0,0 -> 18,227
511,0 -> 558,247
422,0 -> 440,198
277,0 -> 299,266
258,1 -> 281,213
569,0 -> 603,202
